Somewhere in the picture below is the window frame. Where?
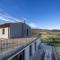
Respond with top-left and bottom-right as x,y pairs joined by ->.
29,45 -> 32,56
2,28 -> 5,34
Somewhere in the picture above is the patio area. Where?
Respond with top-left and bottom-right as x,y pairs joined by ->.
0,37 -> 37,56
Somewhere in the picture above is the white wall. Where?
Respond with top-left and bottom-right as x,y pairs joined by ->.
24,42 -> 36,60
25,46 -> 29,60
0,27 -> 9,39
36,38 -> 41,50
23,38 -> 41,60
8,38 -> 41,60
32,42 -> 35,56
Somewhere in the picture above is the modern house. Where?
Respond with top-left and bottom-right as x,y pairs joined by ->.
0,22 -> 31,39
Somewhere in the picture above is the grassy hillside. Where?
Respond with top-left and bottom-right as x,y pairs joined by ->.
32,29 -> 60,37
32,29 -> 60,46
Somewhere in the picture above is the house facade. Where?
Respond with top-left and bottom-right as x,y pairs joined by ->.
0,22 -> 31,39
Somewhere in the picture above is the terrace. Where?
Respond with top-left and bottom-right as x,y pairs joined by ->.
0,37 -> 37,58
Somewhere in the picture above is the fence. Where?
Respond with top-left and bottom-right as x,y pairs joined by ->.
0,37 -> 36,56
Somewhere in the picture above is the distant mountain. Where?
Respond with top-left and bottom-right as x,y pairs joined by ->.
51,29 -> 60,32
32,29 -> 50,33
32,29 -> 60,34
32,29 -> 60,32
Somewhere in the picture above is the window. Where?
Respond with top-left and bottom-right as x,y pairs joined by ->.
35,41 -> 36,51
29,45 -> 32,56
12,50 -> 25,60
2,28 -> 5,34
27,29 -> 28,36
18,50 -> 25,60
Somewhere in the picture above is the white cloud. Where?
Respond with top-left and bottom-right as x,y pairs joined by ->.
0,15 -> 14,22
20,17 -> 38,28
28,22 -> 38,28
0,14 -> 22,22
0,8 -> 22,22
0,8 -> 38,29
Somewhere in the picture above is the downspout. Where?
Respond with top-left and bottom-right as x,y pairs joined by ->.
8,27 -> 10,39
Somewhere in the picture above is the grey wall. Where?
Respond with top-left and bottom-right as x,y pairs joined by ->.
22,23 -> 31,37
9,23 -> 31,38
10,23 -> 23,38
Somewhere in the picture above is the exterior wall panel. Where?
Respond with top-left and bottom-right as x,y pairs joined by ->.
0,27 -> 9,39
32,43 -> 35,56
10,23 -> 31,38
25,46 -> 29,60
7,38 -> 41,60
10,23 -> 23,38
36,38 -> 41,50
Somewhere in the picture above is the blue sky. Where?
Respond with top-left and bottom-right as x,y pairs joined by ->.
0,0 -> 60,29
